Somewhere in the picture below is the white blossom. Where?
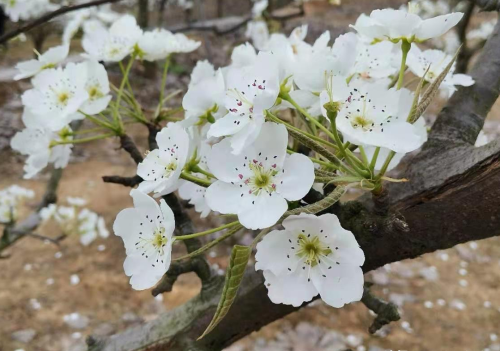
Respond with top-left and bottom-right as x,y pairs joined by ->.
137,123 -> 190,195
10,127 -> 73,179
82,15 -> 142,62
182,61 -> 226,128
406,46 -> 474,97
352,8 -> 463,43
79,60 -> 112,115
0,185 -> 35,223
113,189 -> 175,290
21,63 -> 89,131
67,197 -> 87,207
0,0 -> 58,22
208,52 -> 280,154
323,82 -> 426,153
255,212 -> 365,307
206,122 -> 314,229
246,20 -> 270,51
14,44 -> 69,81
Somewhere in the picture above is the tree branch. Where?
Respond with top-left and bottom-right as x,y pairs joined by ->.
0,0 -> 124,44
0,167 -> 63,253
102,174 -> 143,187
455,1 -> 475,73
361,283 -> 400,334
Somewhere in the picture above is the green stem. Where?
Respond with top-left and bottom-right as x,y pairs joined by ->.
52,133 -> 114,146
175,221 -> 240,240
266,111 -> 338,150
358,145 -> 369,166
180,172 -> 212,187
115,56 -> 135,131
286,149 -> 338,170
280,92 -> 337,141
369,147 -> 380,172
397,40 -> 411,90
156,56 -> 171,118
191,165 -> 215,179
79,111 -> 117,131
377,151 -> 396,177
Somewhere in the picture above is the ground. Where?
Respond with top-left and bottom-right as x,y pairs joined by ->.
1,1 -> 500,351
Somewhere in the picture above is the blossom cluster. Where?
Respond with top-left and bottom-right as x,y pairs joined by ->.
11,4 -> 473,311
0,0 -> 57,22
40,197 -> 109,246
0,185 -> 35,224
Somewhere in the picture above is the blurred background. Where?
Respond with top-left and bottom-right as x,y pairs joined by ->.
0,0 -> 499,350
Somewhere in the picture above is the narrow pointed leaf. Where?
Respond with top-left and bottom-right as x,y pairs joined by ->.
407,65 -> 430,123
413,48 -> 461,121
198,245 -> 252,339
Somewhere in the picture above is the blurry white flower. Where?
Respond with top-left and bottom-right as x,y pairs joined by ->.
475,130 -> 489,147
22,63 -> 89,131
10,127 -> 73,179
246,20 -> 269,51
113,189 -> 175,290
14,44 -> 69,81
67,197 -> 87,207
407,47 -> 474,97
137,123 -> 190,195
468,19 -> 497,41
0,0 -> 58,22
255,213 -> 365,307
208,52 -> 280,154
352,8 -> 463,43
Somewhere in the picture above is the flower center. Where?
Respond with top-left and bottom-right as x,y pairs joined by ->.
165,161 -> 177,176
245,161 -> 278,195
152,227 -> 168,249
351,115 -> 373,130
88,86 -> 103,100
57,92 -> 71,106
296,234 -> 332,267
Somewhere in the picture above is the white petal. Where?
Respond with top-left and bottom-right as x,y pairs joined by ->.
275,153 -> 314,201
207,113 -> 250,138
207,138 -> 254,182
205,181 -> 243,214
255,229 -> 298,275
263,270 -> 318,307
312,264 -> 364,308
415,13 -> 463,41
238,192 -> 288,229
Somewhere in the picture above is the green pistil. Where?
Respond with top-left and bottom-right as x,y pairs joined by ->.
296,234 -> 332,267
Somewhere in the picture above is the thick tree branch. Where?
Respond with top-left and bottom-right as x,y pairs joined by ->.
102,174 -> 143,187
119,134 -> 144,164
455,1 -> 475,73
0,0 -> 124,44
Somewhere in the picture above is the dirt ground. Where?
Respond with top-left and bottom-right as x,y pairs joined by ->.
1,1 -> 500,351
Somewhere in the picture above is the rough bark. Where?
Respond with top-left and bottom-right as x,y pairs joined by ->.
88,3 -> 500,351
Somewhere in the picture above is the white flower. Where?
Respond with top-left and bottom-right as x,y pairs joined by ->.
40,204 -> 57,221
252,0 -> 268,17
255,212 -> 365,308
82,15 -> 142,62
352,9 -> 463,43
230,43 -> 257,69
113,189 -> 175,290
0,185 -> 35,223
206,122 -> 314,230
79,60 -> 112,115
137,123 -> 190,195
406,47 -> 474,97
364,117 -> 428,172
246,20 -> 269,51
22,63 -> 89,131
164,32 -> 201,54
182,61 -> 226,128
78,208 -> 99,246
14,44 -> 69,81
137,29 -> 171,61
10,127 -> 73,179
290,32 -> 358,117
67,197 -> 87,207
1,0 -> 58,22
97,217 -> 110,238
178,140 -> 212,218
207,51 -> 280,154
350,41 -> 399,83
468,19 -> 497,41
325,83 -> 425,153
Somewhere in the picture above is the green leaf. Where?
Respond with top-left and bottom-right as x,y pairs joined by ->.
413,47 -> 461,121
407,65 -> 430,123
198,245 -> 252,339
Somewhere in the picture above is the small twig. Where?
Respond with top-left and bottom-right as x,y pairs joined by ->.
456,1 -> 476,73
361,283 -> 400,334
27,232 -> 66,246
0,0 -> 124,44
102,174 -> 143,187
119,134 -> 144,164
